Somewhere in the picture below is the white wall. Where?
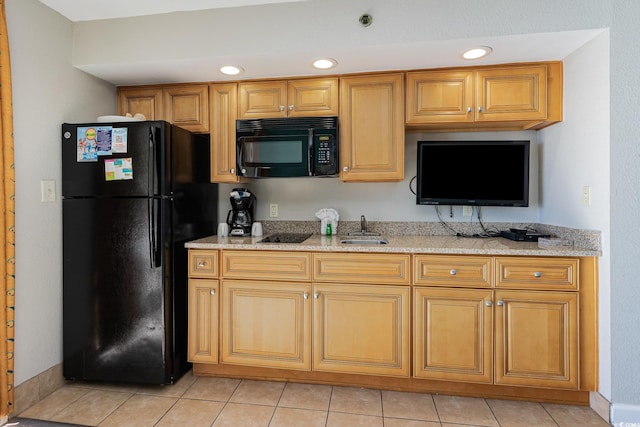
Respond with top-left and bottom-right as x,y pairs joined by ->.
6,0 -> 115,385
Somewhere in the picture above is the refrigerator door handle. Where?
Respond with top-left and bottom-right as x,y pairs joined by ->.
148,127 -> 156,197
148,198 -> 162,268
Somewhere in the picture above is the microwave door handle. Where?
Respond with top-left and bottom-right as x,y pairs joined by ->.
308,129 -> 313,176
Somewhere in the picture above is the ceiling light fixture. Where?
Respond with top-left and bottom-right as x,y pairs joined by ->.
461,46 -> 493,60
312,58 -> 338,70
220,65 -> 244,76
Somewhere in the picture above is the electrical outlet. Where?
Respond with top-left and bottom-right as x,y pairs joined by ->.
462,205 -> 473,216
269,203 -> 278,217
40,180 -> 55,202
582,186 -> 591,206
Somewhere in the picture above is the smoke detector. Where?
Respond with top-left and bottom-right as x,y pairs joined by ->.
359,14 -> 372,27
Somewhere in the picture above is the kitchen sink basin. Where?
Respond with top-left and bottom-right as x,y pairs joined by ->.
340,237 -> 388,245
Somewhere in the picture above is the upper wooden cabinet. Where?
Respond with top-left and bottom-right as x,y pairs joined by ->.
405,62 -> 563,131
117,84 -> 209,132
339,73 -> 405,182
238,78 -> 339,119
163,85 -> 209,132
117,87 -> 163,121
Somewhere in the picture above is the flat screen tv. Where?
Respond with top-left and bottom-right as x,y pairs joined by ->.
416,140 -> 530,207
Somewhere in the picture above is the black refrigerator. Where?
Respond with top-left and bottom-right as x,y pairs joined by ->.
61,120 -> 217,385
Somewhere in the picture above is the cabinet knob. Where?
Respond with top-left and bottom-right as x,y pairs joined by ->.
230,168 -> 235,174
304,292 -> 309,299
279,105 -> 285,111
485,301 -> 493,307
210,289 -> 216,295
342,166 -> 349,172
534,271 -> 542,278
497,300 -> 504,306
314,292 -> 320,299
467,107 -> 472,113
449,269 -> 457,275
198,261 -> 206,267
478,106 -> 484,113
289,105 -> 294,111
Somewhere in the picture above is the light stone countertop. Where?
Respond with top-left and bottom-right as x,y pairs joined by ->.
185,234 -> 601,257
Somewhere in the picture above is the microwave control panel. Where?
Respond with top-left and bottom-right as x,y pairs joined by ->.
313,134 -> 338,176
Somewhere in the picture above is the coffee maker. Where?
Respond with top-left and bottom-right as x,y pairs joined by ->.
226,188 -> 256,236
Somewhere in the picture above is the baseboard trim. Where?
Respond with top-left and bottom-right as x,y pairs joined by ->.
611,402 -> 640,424
590,391 -> 610,423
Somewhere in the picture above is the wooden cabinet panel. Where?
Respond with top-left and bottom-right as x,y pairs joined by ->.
494,290 -> 578,389
238,81 -> 288,118
313,253 -> 410,285
313,283 -> 410,377
339,73 -> 405,181
222,250 -> 311,281
221,280 -> 311,370
414,255 -> 492,288
188,279 -> 219,363
495,257 -> 578,290
163,85 -> 209,132
188,250 -> 219,278
288,78 -> 339,117
476,66 -> 546,122
117,87 -> 163,120
414,287 -> 493,383
406,70 -> 474,124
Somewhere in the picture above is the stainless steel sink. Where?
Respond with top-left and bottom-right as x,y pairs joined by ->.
340,237 -> 388,245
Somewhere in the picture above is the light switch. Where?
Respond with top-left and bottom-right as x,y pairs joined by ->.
41,180 -> 55,202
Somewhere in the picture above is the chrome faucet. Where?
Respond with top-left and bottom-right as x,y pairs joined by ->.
360,215 -> 367,234
348,215 -> 380,236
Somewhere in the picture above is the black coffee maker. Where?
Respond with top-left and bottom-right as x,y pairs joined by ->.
226,188 -> 256,236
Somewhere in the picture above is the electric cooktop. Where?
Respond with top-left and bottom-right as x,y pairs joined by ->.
258,232 -> 312,244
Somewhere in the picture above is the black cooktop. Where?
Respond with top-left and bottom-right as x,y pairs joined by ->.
258,232 -> 312,244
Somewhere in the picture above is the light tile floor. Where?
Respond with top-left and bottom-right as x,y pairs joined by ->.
12,371 -> 611,427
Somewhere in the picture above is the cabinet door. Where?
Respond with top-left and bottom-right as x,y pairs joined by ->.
313,283 -> 410,377
494,290 -> 578,389
414,287 -> 493,383
339,73 -> 405,181
405,70 -> 474,124
476,65 -> 547,122
210,83 -> 247,183
287,78 -> 339,117
117,87 -> 163,120
221,280 -> 311,370
238,81 -> 288,118
163,85 -> 209,132
188,279 -> 219,364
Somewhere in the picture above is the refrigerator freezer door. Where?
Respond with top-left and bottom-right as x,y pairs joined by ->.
62,121 -> 167,198
62,197 -> 179,384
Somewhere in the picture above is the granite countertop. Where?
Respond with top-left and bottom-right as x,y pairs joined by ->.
185,234 -> 600,257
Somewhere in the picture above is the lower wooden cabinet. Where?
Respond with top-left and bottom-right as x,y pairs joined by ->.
313,283 -> 410,377
221,279 -> 311,370
188,278 -> 219,364
414,287 -> 494,383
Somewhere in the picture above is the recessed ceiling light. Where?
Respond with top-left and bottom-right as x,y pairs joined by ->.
312,58 -> 337,70
220,65 -> 244,76
461,46 -> 492,60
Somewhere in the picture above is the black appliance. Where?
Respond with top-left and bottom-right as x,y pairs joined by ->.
236,116 -> 338,178
416,140 -> 530,207
61,120 -> 217,385
226,188 -> 256,236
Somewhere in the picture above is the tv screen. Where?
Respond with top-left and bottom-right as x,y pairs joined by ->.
416,140 -> 530,207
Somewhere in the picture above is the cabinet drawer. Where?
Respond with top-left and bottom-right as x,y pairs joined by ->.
222,250 -> 311,281
414,255 -> 492,288
188,250 -> 219,278
313,253 -> 410,285
495,257 -> 578,290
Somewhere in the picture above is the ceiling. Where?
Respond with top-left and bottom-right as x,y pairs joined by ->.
36,0 -> 602,86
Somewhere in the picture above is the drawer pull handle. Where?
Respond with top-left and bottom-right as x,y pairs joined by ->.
314,292 -> 320,299
210,289 -> 216,295
450,269 -> 457,275
485,301 -> 493,307
304,293 -> 309,300
534,271 -> 542,278
497,300 -> 504,306
198,261 -> 207,267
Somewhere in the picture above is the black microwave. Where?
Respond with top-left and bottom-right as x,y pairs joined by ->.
236,117 -> 338,178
